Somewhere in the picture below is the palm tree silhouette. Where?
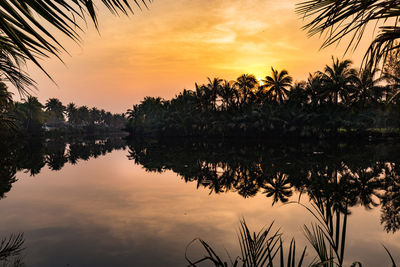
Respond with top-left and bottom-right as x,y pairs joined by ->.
45,98 -> 65,123
319,57 -> 357,105
234,74 -> 258,109
205,78 -> 223,111
353,67 -> 385,107
262,172 -> 293,205
66,103 -> 78,126
262,67 -> 293,104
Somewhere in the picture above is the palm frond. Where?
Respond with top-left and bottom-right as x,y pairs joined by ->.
296,0 -> 400,68
0,0 -> 151,94
0,233 -> 24,260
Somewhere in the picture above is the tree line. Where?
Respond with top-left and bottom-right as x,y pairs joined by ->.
0,82 -> 127,136
126,56 -> 400,138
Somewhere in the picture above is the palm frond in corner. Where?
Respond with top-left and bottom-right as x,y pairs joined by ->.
0,233 -> 24,260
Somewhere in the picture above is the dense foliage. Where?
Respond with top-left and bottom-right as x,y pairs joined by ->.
126,58 -> 400,138
0,81 -> 127,136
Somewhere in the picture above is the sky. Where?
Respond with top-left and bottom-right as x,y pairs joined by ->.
16,0 -> 372,113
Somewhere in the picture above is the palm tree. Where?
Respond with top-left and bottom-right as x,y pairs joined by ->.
205,78 -> 223,111
382,52 -> 400,104
305,72 -> 326,106
17,96 -> 44,131
234,74 -> 259,108
77,106 -> 90,126
195,83 -> 214,111
320,57 -> 357,105
0,1 -> 151,94
66,103 -> 78,126
287,81 -> 308,106
218,80 -> 237,110
0,81 -> 15,129
262,67 -> 293,104
45,98 -> 65,123
0,81 -> 13,113
297,0 -> 400,68
353,67 -> 385,107
90,107 -> 101,125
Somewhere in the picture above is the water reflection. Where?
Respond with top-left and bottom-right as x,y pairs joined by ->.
0,137 -> 398,265
127,138 -> 400,234
0,135 -> 126,199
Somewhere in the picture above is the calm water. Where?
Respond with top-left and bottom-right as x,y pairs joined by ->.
0,136 -> 399,266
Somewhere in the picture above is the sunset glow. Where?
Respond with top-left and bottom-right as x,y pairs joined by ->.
23,0 -> 368,112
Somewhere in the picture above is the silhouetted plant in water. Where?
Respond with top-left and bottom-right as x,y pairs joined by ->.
186,220 -> 307,267
185,204 -> 397,266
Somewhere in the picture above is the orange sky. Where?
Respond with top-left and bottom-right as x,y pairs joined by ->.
15,0 -> 373,113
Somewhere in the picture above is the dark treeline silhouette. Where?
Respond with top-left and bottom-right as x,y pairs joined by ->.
0,81 -> 127,136
0,135 -> 126,199
127,138 -> 400,234
127,56 -> 400,138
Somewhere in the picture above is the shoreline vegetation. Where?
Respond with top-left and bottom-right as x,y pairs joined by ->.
126,56 -> 400,140
0,83 -> 128,138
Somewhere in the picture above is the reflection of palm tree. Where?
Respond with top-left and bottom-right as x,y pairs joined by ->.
262,67 -> 293,103
346,167 -> 382,209
262,173 -> 293,205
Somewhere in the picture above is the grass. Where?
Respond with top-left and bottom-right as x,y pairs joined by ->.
186,202 -> 398,267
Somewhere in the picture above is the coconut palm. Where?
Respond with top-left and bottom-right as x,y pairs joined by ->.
218,80 -> 237,110
319,58 -> 357,105
353,67 -> 385,107
77,106 -> 90,126
90,107 -> 101,125
45,98 -> 65,123
287,81 -> 308,106
305,72 -> 326,106
66,103 -> 78,126
0,81 -> 13,113
234,74 -> 259,108
262,67 -> 293,104
15,96 -> 44,131
204,78 -> 223,111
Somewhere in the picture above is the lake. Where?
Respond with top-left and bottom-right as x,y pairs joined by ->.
0,136 -> 399,266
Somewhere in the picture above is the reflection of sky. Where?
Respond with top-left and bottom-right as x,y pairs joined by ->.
0,150 -> 399,266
